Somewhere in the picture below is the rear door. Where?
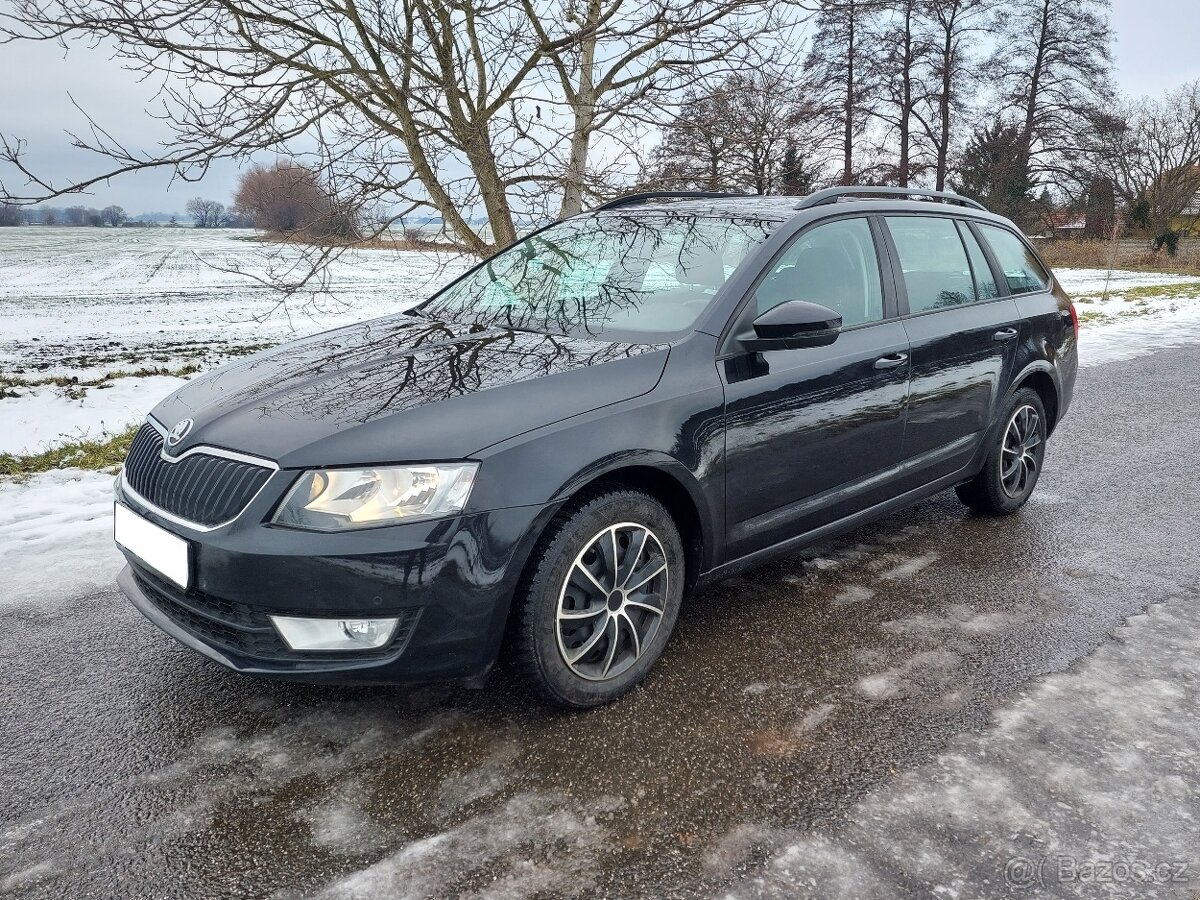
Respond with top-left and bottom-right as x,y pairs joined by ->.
975,221 -> 1072,369
720,216 -> 910,559
881,214 -> 1021,481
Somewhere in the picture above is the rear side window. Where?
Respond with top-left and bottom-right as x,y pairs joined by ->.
754,217 -> 883,327
885,216 -> 975,313
957,223 -> 1000,300
978,224 -> 1051,294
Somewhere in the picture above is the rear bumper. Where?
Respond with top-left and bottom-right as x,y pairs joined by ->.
115,481 -> 552,684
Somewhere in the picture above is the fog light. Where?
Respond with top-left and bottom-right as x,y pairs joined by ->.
270,615 -> 399,651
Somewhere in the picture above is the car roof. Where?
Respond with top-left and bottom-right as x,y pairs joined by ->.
587,190 -> 1012,228
591,196 -> 803,221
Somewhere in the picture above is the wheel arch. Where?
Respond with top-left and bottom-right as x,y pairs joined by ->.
513,456 -> 715,603
1009,362 -> 1061,435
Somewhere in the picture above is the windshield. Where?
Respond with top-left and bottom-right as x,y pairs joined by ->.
419,212 -> 777,341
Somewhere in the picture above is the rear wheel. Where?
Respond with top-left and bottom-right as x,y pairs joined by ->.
956,388 -> 1048,515
508,489 -> 684,708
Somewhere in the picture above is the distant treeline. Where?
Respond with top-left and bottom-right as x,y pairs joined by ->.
0,204 -> 255,228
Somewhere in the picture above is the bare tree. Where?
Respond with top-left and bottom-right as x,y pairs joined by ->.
100,204 -> 127,226
651,68 -> 832,194
868,0 -> 933,187
1,0 -> 782,259
651,87 -> 739,191
185,197 -> 226,229
524,0 -> 781,217
41,207 -> 57,225
0,203 -> 22,226
991,0 -> 1113,173
233,162 -> 357,237
723,69 -> 832,194
1081,82 -> 1200,248
805,0 -> 884,185
918,0 -> 992,190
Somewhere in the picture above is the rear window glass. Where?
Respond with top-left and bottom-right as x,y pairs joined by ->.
978,224 -> 1051,294
885,216 -> 975,313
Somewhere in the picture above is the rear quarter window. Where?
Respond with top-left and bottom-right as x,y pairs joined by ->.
978,224 -> 1051,295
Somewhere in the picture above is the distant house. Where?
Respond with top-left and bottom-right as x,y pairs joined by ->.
1172,179 -> 1200,235
1042,211 -> 1088,240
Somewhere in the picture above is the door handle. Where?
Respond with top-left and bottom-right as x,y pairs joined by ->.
993,327 -> 1019,341
874,352 -> 909,370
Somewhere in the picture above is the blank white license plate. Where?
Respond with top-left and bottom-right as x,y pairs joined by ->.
114,503 -> 190,589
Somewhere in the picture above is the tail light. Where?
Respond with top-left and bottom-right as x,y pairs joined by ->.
1068,302 -> 1079,340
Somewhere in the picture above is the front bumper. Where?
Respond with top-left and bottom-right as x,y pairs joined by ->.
114,475 -> 551,685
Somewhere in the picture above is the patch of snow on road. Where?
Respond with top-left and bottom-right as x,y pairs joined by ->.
721,598 -> 1200,899
0,375 -> 184,455
855,672 -> 902,700
295,785 -> 392,853
833,584 -> 874,605
877,553 -> 938,581
305,794 -> 609,900
0,468 -> 121,607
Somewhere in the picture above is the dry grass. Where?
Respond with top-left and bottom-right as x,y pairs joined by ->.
1039,239 -> 1200,276
0,425 -> 138,477
258,233 -> 464,253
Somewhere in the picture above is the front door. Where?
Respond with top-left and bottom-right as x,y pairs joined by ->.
721,216 -> 910,560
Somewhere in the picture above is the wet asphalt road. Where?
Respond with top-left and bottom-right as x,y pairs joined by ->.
3,346 -> 1199,900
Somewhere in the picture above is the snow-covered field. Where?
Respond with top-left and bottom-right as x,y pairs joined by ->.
1062,268 -> 1200,368
0,227 -> 472,456
0,226 -> 470,377
2,227 -> 1200,610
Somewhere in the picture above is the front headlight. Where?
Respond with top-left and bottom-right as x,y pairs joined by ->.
272,463 -> 478,531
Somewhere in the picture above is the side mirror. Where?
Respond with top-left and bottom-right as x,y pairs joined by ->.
741,300 -> 842,351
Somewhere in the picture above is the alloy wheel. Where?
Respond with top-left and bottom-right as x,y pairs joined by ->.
1000,404 -> 1042,499
555,522 -> 669,682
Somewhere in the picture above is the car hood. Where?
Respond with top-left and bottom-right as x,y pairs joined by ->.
152,314 -> 669,468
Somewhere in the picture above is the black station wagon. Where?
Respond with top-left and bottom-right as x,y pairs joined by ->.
114,187 -> 1078,707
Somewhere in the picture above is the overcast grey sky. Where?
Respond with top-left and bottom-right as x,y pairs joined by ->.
1,0 -> 1197,213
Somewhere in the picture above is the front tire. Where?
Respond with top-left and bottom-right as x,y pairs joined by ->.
508,489 -> 684,708
956,387 -> 1048,515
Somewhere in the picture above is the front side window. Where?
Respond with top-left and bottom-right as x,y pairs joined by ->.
885,216 -> 975,313
978,224 -> 1051,295
753,217 -> 883,327
419,213 -> 776,340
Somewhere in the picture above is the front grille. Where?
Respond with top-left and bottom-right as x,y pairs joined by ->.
123,423 -> 273,527
133,567 -> 422,662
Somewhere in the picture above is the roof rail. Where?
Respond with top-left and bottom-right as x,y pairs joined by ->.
795,186 -> 986,211
591,190 -> 753,212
